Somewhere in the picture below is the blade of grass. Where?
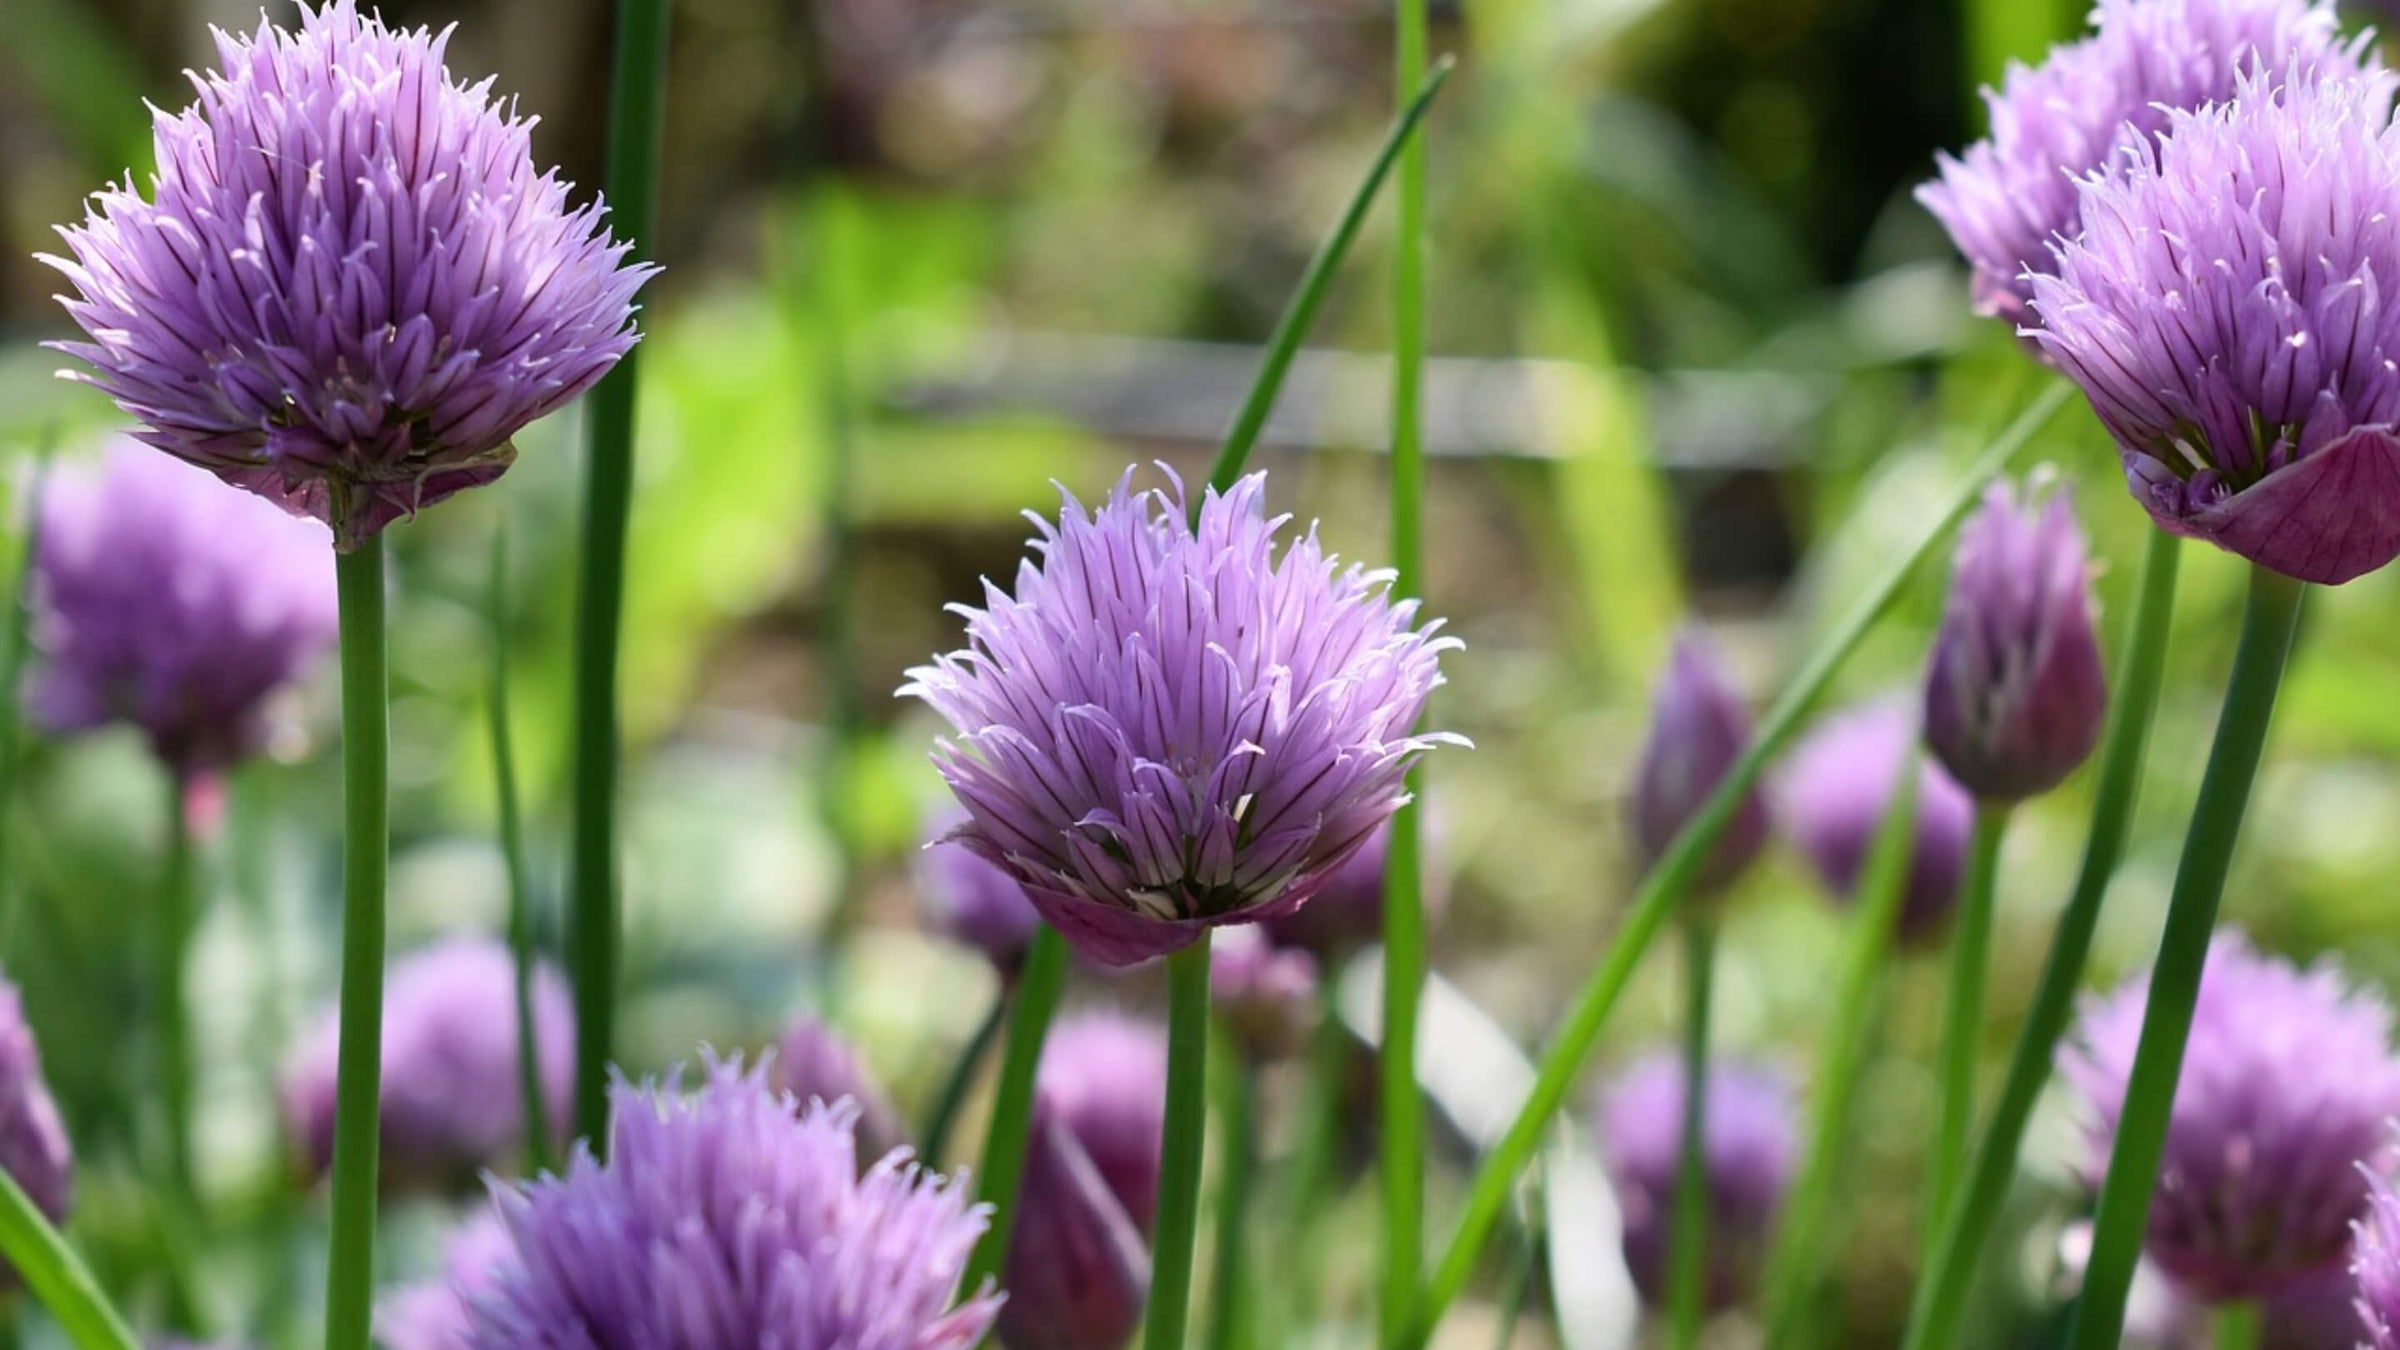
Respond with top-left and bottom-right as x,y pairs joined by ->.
1403,380 -> 2073,1347
0,440 -> 57,914
0,1167 -> 136,1350
568,0 -> 673,1152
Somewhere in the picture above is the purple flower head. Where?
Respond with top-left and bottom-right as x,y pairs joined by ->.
2032,65 -> 2400,585
1596,1051 -> 1797,1310
375,1209 -> 510,1350
0,973 -> 71,1293
1924,476 -> 2109,802
43,1 -> 653,550
913,807 -> 1042,974
2357,1158 -> 2400,1348
1036,1012 -> 1168,1235
1208,927 -> 1318,1058
999,1117 -> 1150,1350
281,937 -> 573,1192
2062,932 -> 2400,1301
1919,0 -> 2362,327
29,442 -> 336,776
1628,630 -> 1771,895
771,1014 -> 907,1166
1779,702 -> 1976,946
464,1057 -> 1001,1350
903,468 -> 1464,966
1258,813 -> 1449,957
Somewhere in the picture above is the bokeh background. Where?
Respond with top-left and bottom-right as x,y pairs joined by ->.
8,0 -> 2400,1345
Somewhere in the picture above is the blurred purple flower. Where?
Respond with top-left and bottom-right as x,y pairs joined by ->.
1779,703 -> 1975,945
0,973 -> 71,1293
375,1209 -> 510,1350
1924,476 -> 2108,802
1036,1011 -> 1168,1235
282,937 -> 573,1192
2032,66 -> 2400,585
1919,0 -> 2362,327
1259,814 -> 1449,958
463,1057 -> 1000,1349
914,807 -> 1042,973
29,443 -> 336,777
42,1 -> 653,549
1596,1051 -> 1796,1310
1209,927 -> 1318,1058
998,1117 -> 1150,1350
2063,932 -> 2400,1301
1628,630 -> 1770,894
771,1013 -> 907,1166
903,468 -> 1463,965
2356,1160 -> 2400,1348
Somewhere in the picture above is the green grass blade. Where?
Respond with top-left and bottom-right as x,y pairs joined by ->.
0,1166 -> 136,1350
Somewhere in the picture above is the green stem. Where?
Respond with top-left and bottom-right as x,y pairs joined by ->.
568,0 -> 672,1153
1146,938 -> 1214,1350
1202,57 -> 1454,497
2065,565 -> 2305,1350
1900,530 -> 2180,1350
489,528 -> 553,1175
0,1166 -> 136,1350
159,771 -> 195,1200
1207,1035 -> 1257,1350
959,924 -> 1069,1297
920,989 -> 1006,1167
1664,915 -> 1716,1349
1925,803 -> 2008,1239
2213,1300 -> 2261,1350
322,537 -> 389,1350
1403,381 -> 2073,1347
0,445 -> 55,917
1282,984 -> 1349,1333
1760,739 -> 1922,1350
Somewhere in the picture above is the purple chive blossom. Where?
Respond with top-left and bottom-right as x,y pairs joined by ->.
1779,702 -> 1976,946
914,807 -> 1042,973
375,1209 -> 510,1350
2357,1160 -> 2400,1348
1036,1012 -> 1168,1235
2032,65 -> 2400,585
905,468 -> 1462,965
42,1 -> 653,550
2062,932 -> 2400,1301
1209,927 -> 1318,1058
1259,814 -> 1448,958
1924,476 -> 2108,802
0,973 -> 71,1292
1000,1117 -> 1150,1350
1596,1051 -> 1797,1310
29,442 -> 336,778
281,937 -> 573,1191
1628,630 -> 1771,895
463,1058 -> 1000,1350
771,1014 -> 907,1167
1919,0 -> 2362,328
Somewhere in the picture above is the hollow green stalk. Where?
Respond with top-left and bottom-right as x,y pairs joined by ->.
567,0 -> 672,1151
0,445 -> 55,912
921,990 -> 1007,1167
1900,529 -> 2180,1350
323,536 -> 390,1350
159,772 -> 196,1199
2213,1301 -> 2262,1350
1665,914 -> 1717,1350
488,528 -> 553,1174
1207,1029 -> 1258,1350
1281,981 -> 1349,1334
1925,802 -> 2009,1239
1403,381 -> 2073,1347
0,1166 -> 136,1350
1759,745 -> 1922,1350
2065,565 -> 2306,1350
1146,938 -> 1214,1350
959,924 -> 1069,1297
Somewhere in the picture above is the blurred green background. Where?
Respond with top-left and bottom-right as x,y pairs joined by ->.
8,0 -> 2400,1346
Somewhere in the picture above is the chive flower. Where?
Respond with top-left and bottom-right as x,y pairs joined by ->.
281,937 -> 573,1192
1209,927 -> 1319,1058
772,1013 -> 906,1167
1628,630 -> 1771,895
2032,65 -> 2400,585
374,1210 -> 508,1350
1919,0 -> 2361,328
1924,476 -> 2108,802
0,973 -> 71,1292
1035,1011 -> 1168,1235
462,1058 -> 1002,1349
27,443 -> 337,778
914,807 -> 1042,974
1001,1117 -> 1150,1350
2062,932 -> 2400,1302
2358,1160 -> 2400,1349
1595,1051 -> 1797,1310
904,468 -> 1462,966
43,0 -> 653,549
1779,702 -> 1976,945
